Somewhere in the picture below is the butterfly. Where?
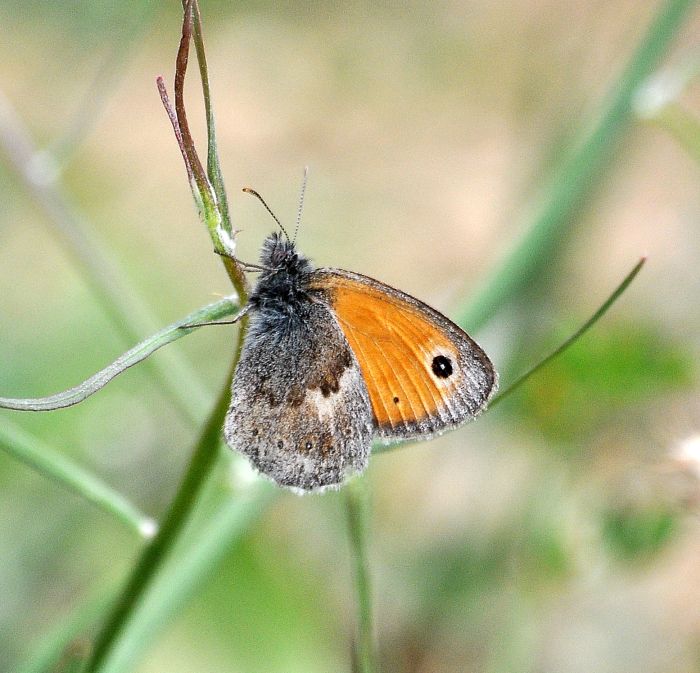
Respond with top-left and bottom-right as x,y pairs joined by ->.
220,212 -> 497,493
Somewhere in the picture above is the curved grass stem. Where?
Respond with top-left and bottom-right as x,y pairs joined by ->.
0,296 -> 238,411
489,256 -> 647,408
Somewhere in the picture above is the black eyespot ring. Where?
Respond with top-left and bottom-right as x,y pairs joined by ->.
432,355 -> 453,378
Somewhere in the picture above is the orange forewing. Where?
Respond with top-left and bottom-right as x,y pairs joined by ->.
308,269 -> 496,438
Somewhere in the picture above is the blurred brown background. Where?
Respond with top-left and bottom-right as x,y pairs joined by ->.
1,1 -> 699,672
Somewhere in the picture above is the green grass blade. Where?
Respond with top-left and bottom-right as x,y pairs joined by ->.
489,257 -> 646,408
345,476 -> 377,673
373,257 -> 646,455
0,421 -> 155,537
459,0 -> 696,332
0,296 -> 238,411
189,0 -> 233,236
164,1 -> 246,294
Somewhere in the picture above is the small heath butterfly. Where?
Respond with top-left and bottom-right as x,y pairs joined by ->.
223,191 -> 497,492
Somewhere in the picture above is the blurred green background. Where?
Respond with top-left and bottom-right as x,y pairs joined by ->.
1,1 -> 699,672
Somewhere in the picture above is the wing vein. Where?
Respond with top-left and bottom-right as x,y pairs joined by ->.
341,317 -> 397,431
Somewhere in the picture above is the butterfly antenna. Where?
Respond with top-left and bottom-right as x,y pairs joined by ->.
292,166 -> 309,244
242,187 -> 290,241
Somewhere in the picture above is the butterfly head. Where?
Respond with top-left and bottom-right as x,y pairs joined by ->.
250,232 -> 314,311
259,231 -> 309,272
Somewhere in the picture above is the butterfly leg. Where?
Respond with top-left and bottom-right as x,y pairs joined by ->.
213,248 -> 270,273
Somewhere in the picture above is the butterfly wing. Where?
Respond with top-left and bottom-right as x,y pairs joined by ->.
225,300 -> 374,491
308,269 -> 497,440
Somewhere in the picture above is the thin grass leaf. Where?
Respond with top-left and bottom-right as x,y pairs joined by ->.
459,0 -> 696,332
189,0 -> 248,299
489,256 -> 647,408
345,476 -> 377,673
187,0 -> 233,235
0,421 -> 155,537
173,0 -> 215,212
0,296 -> 237,412
161,0 -> 246,293
157,76 -> 196,191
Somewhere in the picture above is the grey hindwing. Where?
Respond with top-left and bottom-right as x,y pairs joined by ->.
224,301 -> 374,491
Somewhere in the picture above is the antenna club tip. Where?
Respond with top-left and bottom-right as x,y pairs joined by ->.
242,186 -> 265,200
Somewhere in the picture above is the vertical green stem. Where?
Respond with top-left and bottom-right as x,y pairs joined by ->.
345,476 -> 377,673
83,367 -> 233,673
